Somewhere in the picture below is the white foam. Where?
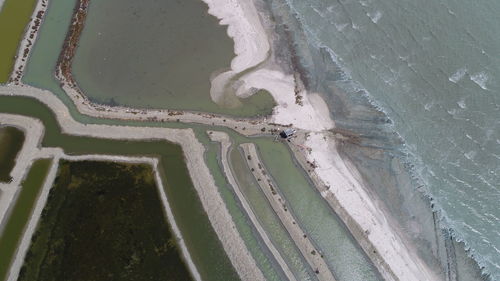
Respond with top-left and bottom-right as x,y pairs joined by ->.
457,98 -> 467,109
464,150 -> 476,160
470,71 -> 489,90
367,10 -> 382,24
449,67 -> 467,83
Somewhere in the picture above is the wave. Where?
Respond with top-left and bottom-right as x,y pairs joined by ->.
449,67 -> 467,83
470,71 -> 489,90
279,1 -> 493,278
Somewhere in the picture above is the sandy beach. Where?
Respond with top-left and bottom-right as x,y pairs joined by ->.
0,0 -> 450,279
201,0 -> 442,280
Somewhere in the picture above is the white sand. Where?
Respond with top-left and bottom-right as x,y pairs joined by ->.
203,0 -> 440,280
202,0 -> 334,131
301,132 -> 440,281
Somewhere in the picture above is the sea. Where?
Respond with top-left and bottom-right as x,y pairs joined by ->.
268,0 -> 499,279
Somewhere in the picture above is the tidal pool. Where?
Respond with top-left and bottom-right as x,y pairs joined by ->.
71,0 -> 275,116
18,161 -> 192,281
0,126 -> 25,182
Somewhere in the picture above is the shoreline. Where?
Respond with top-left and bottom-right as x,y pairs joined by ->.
2,0 -> 463,279
204,0 -> 441,279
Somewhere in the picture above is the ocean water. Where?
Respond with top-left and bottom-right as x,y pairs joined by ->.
275,0 -> 499,278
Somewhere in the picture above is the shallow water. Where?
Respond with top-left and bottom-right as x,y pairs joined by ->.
254,139 -> 382,281
71,0 -> 275,117
274,0 -> 499,278
0,158 -> 52,281
0,126 -> 25,182
229,146 -> 317,281
196,131 -> 285,281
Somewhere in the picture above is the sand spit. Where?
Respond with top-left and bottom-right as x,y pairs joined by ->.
202,0 -> 334,131
0,112 -> 263,281
9,0 -> 48,84
201,0 -> 442,279
241,142 -> 336,281
286,131 -> 441,281
209,130 -> 295,281
201,0 -> 270,106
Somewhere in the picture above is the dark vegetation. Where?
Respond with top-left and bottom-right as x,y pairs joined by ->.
0,126 -> 25,182
18,160 -> 192,281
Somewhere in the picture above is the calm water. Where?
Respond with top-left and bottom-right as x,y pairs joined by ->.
72,0 -> 275,117
281,0 -> 499,278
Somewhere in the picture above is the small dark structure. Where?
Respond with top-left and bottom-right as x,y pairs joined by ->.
279,128 -> 296,139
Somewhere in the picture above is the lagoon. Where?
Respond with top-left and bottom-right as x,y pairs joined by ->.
71,0 -> 275,117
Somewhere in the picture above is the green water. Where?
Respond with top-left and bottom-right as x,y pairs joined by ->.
197,131 -> 284,281
230,146 -> 317,281
0,96 -> 239,281
253,140 -> 382,281
0,0 -> 38,82
0,158 -> 52,281
22,0 -> 80,113
0,126 -> 25,182
70,0 -> 275,117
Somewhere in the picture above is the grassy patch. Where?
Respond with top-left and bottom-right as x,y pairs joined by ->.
0,158 -> 52,281
0,126 -> 25,182
18,160 -> 192,281
0,0 -> 38,82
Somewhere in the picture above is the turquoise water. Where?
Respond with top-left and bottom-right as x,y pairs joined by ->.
279,0 -> 499,278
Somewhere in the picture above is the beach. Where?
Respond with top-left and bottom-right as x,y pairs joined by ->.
201,0 -> 440,279
0,0 -> 490,279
